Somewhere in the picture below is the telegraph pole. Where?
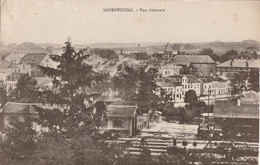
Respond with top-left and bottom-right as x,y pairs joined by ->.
0,0 -> 1,45
208,88 -> 212,157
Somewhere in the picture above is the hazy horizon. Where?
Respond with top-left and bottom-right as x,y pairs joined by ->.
2,0 -> 260,45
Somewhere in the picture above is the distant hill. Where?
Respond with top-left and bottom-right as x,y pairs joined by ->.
35,40 -> 260,55
9,42 -> 44,50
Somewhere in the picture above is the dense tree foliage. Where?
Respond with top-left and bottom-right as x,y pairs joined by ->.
200,48 -> 214,55
184,90 -> 198,108
248,69 -> 259,92
11,74 -> 38,103
0,87 -> 7,107
134,52 -> 150,60
220,49 -> 238,62
112,66 -> 158,103
231,72 -> 249,95
0,106 -> 37,161
93,48 -> 118,60
33,39 -> 107,164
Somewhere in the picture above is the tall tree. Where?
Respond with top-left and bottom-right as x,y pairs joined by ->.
37,39 -> 105,134
35,39 -> 107,164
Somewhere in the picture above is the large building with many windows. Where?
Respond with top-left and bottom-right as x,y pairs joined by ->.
216,58 -> 260,77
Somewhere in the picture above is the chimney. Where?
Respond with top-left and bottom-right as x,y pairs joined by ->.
246,61 -> 249,67
230,61 -> 233,67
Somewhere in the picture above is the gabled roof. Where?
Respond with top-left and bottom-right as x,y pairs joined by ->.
198,77 -> 213,83
106,105 -> 139,117
4,53 -> 27,64
164,44 -> 186,52
20,53 -> 47,65
213,76 -> 226,82
219,75 -> 229,81
184,74 -> 201,83
170,55 -> 215,65
241,91 -> 259,99
156,81 -> 181,88
165,43 -> 174,52
217,59 -> 260,68
1,102 -> 59,114
6,72 -> 26,81
179,44 -> 186,52
0,59 -> 11,68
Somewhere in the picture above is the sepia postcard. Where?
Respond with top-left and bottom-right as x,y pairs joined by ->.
0,0 -> 259,164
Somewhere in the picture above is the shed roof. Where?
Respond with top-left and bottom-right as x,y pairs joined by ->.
107,105 -> 139,117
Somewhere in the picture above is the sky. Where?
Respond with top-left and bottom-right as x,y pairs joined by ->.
1,0 -> 260,45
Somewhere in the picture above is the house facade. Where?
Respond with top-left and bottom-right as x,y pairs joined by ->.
159,63 -> 182,77
216,59 -> 260,77
99,105 -> 142,137
156,81 -> 183,100
0,102 -> 58,133
170,55 -> 216,76
5,73 -> 27,94
181,75 -> 202,97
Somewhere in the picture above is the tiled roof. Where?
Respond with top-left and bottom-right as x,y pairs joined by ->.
199,75 -> 228,83
179,44 -> 186,52
1,102 -> 59,114
0,59 -> 11,68
106,105 -> 138,117
6,72 -> 26,81
241,91 -> 259,99
217,59 -> 260,68
170,55 -> 215,65
156,81 -> 181,88
198,77 -> 212,83
185,75 -> 201,83
20,53 -> 47,65
213,77 -> 226,82
4,53 -> 27,64
219,75 -> 229,81
165,43 -> 174,52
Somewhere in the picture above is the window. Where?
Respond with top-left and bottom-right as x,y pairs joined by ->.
113,118 -> 123,127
